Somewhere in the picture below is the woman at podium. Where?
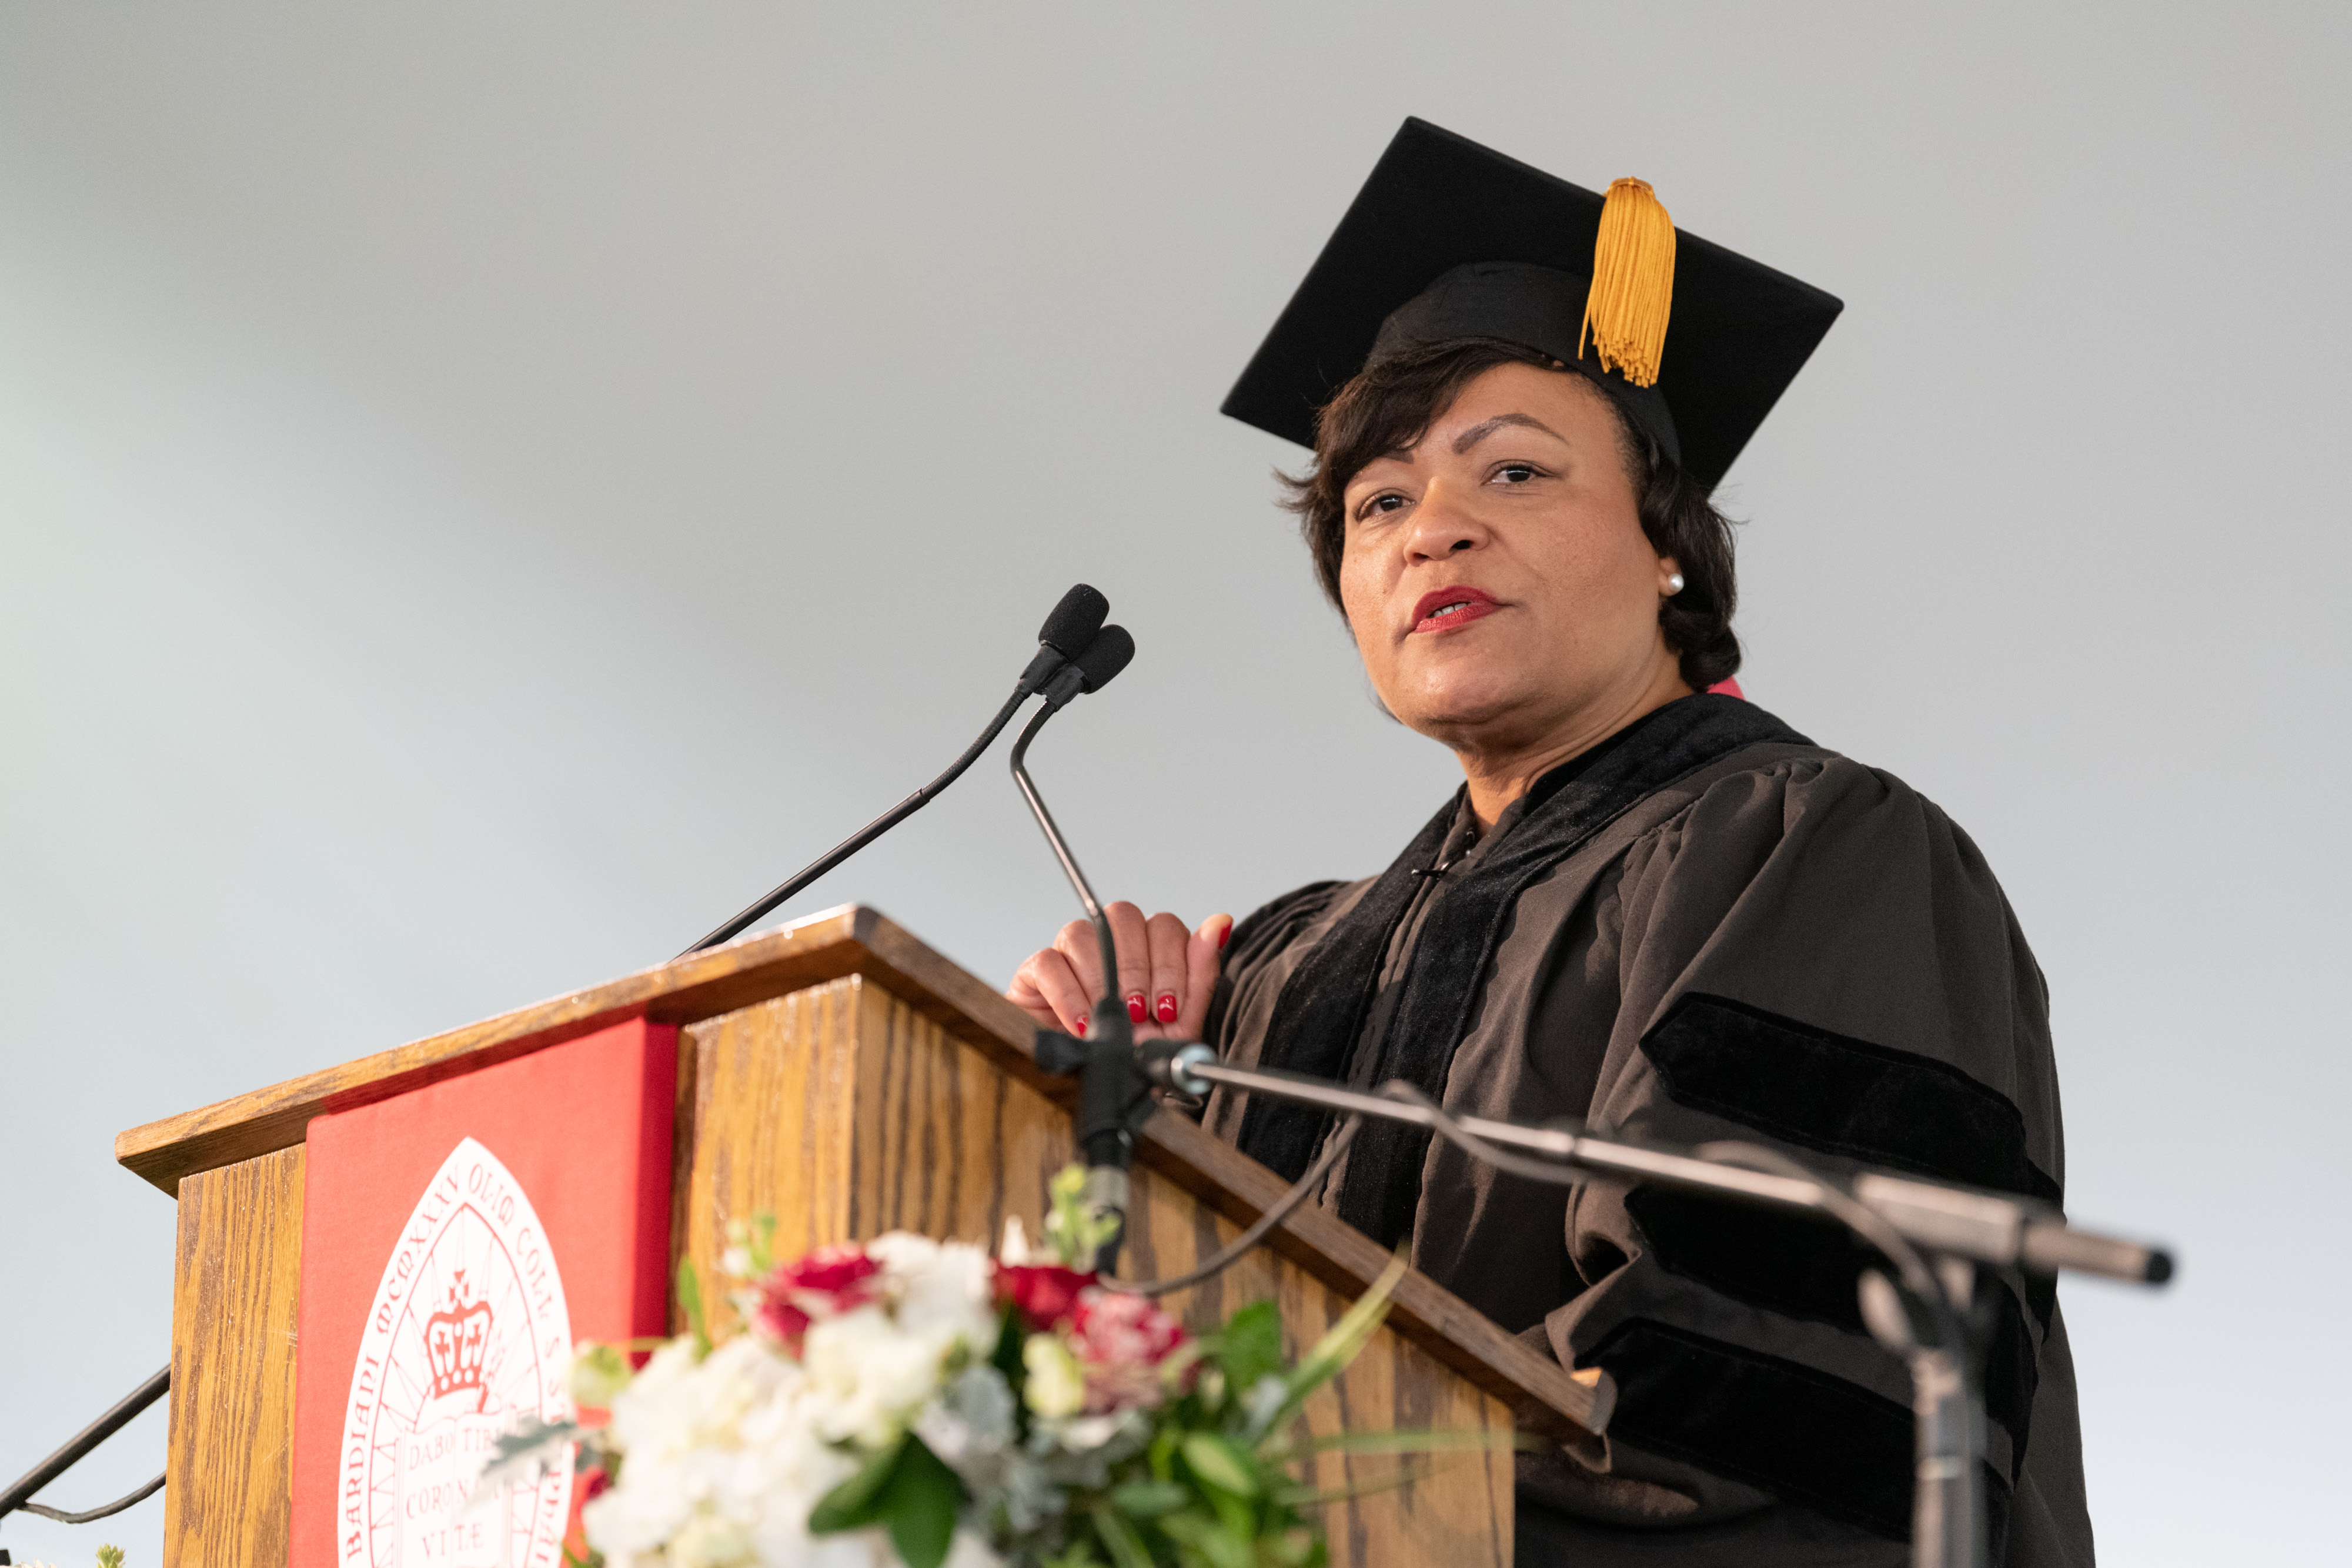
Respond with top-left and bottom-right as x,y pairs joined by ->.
1009,121 -> 2089,1568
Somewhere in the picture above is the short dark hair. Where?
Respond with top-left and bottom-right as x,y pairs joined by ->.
1277,337 -> 1742,691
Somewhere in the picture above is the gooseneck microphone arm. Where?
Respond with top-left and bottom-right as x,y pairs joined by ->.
1005,626 -> 1148,1271
1009,706 -> 1117,989
677,584 -> 1109,958
681,685 -> 1032,957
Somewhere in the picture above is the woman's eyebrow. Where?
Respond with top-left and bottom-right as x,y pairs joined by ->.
1451,412 -> 1566,454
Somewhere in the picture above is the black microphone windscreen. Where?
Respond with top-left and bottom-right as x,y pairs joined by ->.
1039,584 -> 1110,658
1073,624 -> 1135,692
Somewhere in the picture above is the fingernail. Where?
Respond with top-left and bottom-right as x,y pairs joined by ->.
1217,921 -> 1232,951
1126,993 -> 1148,1024
1074,1016 -> 1088,1037
1155,994 -> 1178,1024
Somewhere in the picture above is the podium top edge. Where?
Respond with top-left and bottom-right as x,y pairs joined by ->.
112,904 -> 1038,1194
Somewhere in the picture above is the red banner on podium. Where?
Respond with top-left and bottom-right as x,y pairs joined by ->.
288,1018 -> 677,1568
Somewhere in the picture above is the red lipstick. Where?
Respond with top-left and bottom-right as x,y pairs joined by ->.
1410,585 -> 1501,635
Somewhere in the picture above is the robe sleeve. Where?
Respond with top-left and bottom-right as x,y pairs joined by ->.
1529,755 -> 2073,1552
1196,878 -> 1358,1142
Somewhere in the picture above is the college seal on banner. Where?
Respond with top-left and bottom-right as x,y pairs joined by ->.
338,1135 -> 575,1568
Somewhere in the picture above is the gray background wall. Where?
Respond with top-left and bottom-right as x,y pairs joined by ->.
3,5 -> 2343,1562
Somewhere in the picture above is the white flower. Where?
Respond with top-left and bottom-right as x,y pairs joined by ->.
1022,1336 -> 1085,1419
586,1336 -> 804,1558
867,1232 -> 998,1350
671,1512 -> 756,1568
801,1306 -> 950,1447
587,1236 -> 1017,1568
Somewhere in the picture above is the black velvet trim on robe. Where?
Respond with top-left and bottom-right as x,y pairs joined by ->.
1231,694 -> 1810,1244
1588,1317 -> 2014,1554
1641,994 -> 2064,1206
1622,990 -> 2072,1480
1640,992 -> 2063,1331
1623,1188 -> 2042,1476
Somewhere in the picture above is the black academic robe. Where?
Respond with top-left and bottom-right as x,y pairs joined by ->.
1200,696 -> 2093,1568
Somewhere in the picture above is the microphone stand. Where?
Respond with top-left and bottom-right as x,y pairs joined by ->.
1008,703 -> 1154,1273
993,622 -> 2169,1565
1128,1052 -> 2171,1568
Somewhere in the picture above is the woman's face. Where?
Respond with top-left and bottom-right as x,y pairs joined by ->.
1339,362 -> 1685,757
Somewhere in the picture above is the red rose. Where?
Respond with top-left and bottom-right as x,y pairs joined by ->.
757,1296 -> 814,1353
1067,1290 -> 1191,1412
993,1262 -> 1097,1330
754,1244 -> 881,1353
774,1245 -> 883,1304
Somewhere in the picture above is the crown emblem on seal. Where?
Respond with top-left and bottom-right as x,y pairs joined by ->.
423,1268 -> 493,1405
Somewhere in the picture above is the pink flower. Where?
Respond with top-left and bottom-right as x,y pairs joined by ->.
755,1245 -> 881,1352
994,1263 -> 1097,1331
1067,1289 -> 1190,1412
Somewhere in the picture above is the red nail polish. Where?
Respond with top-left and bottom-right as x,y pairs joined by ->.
1126,994 -> 1148,1024
1074,1016 -> 1088,1037
1155,994 -> 1179,1024
1217,922 -> 1232,951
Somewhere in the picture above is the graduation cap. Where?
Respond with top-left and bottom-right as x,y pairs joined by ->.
1220,118 -> 1843,490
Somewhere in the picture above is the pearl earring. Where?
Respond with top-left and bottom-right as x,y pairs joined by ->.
1666,573 -> 1686,594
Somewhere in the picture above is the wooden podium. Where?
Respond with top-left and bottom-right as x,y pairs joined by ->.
118,906 -> 1611,1568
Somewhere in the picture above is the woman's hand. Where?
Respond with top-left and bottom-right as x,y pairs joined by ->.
1007,904 -> 1234,1042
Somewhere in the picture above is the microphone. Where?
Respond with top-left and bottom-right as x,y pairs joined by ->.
1038,624 -> 1135,710
1017,584 -> 1111,697
677,585 -> 1114,957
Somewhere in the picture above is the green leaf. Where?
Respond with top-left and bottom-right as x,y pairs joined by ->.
96,1549 -> 125,1568
469,1416 -> 583,1505
881,1438 -> 964,1568
991,1305 -> 1027,1386
1197,1519 -> 1256,1568
1148,1426 -> 1181,1482
1088,1500 -> 1155,1568
1108,1479 -> 1191,1518
1181,1432 -> 1260,1497
1212,1301 -> 1283,1393
810,1435 -> 909,1532
1251,1253 -> 1406,1443
676,1258 -> 711,1355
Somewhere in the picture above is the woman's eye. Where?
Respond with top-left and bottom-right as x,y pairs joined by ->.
1493,463 -> 1541,484
1358,493 -> 1409,519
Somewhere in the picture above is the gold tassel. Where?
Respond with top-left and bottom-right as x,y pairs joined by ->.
1579,178 -> 1676,387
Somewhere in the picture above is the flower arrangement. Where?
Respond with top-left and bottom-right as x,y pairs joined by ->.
486,1166 -> 1448,1568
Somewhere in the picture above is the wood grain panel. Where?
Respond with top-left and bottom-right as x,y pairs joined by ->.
844,978 -> 1065,1248
676,979 -> 863,1335
676,976 -> 1068,1335
164,1143 -> 305,1568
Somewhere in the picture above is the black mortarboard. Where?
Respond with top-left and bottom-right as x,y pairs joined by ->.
1220,118 -> 1843,491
